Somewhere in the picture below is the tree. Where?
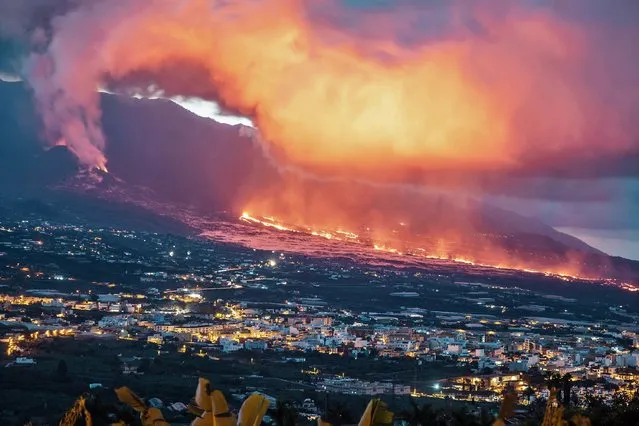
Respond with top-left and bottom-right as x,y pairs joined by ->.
519,396 -> 547,426
561,373 -> 573,406
407,399 -> 437,426
582,392 -> 639,426
138,358 -> 152,374
271,400 -> 298,426
545,372 -> 562,401
450,406 -> 487,426
24,303 -> 44,319
56,359 -> 68,378
477,408 -> 493,426
325,400 -> 356,426
523,386 -> 535,404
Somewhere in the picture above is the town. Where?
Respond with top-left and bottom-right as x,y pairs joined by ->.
0,218 -> 638,424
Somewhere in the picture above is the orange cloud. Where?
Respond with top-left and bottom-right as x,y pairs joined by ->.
28,0 -> 637,177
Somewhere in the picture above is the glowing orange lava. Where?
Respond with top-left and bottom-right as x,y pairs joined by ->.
237,212 -> 613,284
240,212 -> 298,233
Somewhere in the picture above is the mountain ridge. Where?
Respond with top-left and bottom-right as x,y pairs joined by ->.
1,80 -> 637,281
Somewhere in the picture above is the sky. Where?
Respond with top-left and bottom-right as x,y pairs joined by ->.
0,0 -> 637,260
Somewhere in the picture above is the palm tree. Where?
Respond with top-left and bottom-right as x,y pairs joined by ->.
545,372 -> 561,387
561,373 -> 573,406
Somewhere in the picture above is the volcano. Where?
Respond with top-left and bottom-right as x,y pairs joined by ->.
0,80 -> 637,284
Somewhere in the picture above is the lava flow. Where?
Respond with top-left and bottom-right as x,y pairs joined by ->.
237,212 -> 610,283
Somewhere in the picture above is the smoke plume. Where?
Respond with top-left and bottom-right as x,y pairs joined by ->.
2,0 -> 636,176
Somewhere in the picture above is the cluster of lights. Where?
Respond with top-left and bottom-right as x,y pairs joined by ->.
4,329 -> 74,356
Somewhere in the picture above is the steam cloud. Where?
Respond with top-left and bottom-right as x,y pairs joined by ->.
3,0 -> 638,177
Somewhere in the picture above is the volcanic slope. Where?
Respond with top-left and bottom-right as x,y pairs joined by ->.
0,81 -> 637,282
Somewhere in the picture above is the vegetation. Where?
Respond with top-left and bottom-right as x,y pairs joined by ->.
394,399 -> 493,426
272,400 -> 299,426
9,376 -> 637,426
581,393 -> 639,426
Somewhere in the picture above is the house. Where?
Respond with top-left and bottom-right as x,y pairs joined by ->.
15,357 -> 36,365
220,338 -> 243,352
244,339 -> 268,351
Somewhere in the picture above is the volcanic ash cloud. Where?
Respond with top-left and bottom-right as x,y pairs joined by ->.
8,0 -> 639,178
